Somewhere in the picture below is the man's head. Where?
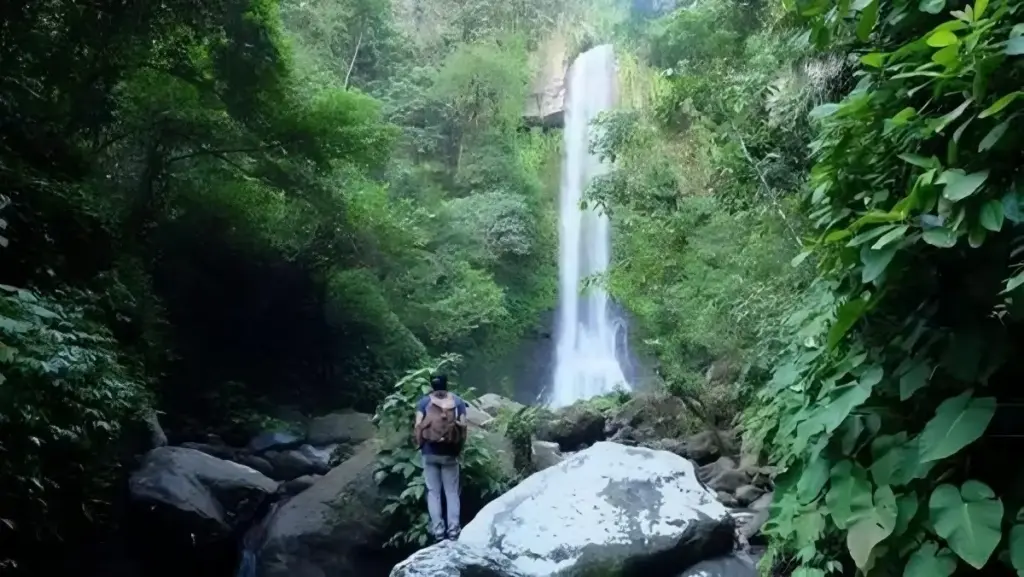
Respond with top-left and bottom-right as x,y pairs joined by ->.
430,374 -> 448,391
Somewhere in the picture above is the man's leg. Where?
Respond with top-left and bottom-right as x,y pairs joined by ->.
439,457 -> 462,539
422,455 -> 445,540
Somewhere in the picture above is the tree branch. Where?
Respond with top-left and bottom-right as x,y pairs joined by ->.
343,31 -> 363,90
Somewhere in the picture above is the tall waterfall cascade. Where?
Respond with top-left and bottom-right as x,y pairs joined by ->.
549,44 -> 632,409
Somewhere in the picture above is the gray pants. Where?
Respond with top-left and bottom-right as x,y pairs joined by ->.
422,454 -> 461,539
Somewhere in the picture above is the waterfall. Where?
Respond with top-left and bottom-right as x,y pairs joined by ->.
549,44 -> 631,409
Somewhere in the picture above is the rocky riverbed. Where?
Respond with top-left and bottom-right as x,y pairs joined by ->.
123,391 -> 774,577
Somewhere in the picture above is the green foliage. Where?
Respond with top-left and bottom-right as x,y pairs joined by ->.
0,285 -> 150,568
373,354 -> 511,548
503,406 -> 540,476
738,0 -> 1024,573
592,0 -> 814,415
1,0 -> 572,567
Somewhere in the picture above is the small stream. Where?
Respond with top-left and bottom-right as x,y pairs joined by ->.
235,499 -> 283,577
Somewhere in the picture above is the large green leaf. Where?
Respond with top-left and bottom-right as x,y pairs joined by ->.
857,0 -> 879,41
826,460 -> 874,529
979,200 -> 1005,232
979,92 -> 1021,118
828,297 -> 869,348
929,481 -> 1003,568
1010,510 -> 1024,576
899,357 -> 932,400
922,227 -> 958,247
847,485 -> 897,570
918,391 -> 996,463
943,170 -> 989,201
797,453 -> 831,504
872,224 -> 909,249
861,244 -> 898,283
903,541 -> 958,577
979,121 -> 1009,152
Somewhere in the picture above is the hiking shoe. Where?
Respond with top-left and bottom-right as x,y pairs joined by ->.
446,531 -> 460,541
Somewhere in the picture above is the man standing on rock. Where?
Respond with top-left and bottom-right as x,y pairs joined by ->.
414,373 -> 468,542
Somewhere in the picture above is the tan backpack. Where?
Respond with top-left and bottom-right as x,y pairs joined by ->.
416,392 -> 465,448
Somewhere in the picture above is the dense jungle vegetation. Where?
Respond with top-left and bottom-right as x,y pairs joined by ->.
596,0 -> 1024,574
1,0 -> 574,569
4,0 -> 1024,574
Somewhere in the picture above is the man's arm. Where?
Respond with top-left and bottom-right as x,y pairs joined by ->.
414,396 -> 426,426
456,398 -> 468,426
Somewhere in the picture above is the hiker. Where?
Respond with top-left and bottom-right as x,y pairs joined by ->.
414,373 -> 468,542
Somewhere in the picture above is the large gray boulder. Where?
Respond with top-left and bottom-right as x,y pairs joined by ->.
256,440 -> 394,577
390,540 -> 525,577
534,403 -> 606,451
475,393 -> 524,416
460,442 -> 736,577
129,446 -> 278,542
306,410 -> 376,446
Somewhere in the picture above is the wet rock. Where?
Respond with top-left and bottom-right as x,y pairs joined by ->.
716,491 -> 739,508
279,474 -> 320,496
306,410 -> 376,446
644,437 -> 688,457
247,431 -> 302,455
535,403 -> 606,451
263,449 -> 317,481
179,441 -> 238,461
734,485 -> 764,507
735,493 -> 773,540
129,446 -> 277,542
460,442 -> 735,577
475,393 -> 524,416
298,443 -> 337,472
605,392 -> 691,443
700,463 -> 749,493
466,403 -> 494,428
390,540 -> 525,577
676,551 -> 758,577
235,454 -> 274,477
683,430 -> 737,465
257,440 -> 397,577
531,440 -> 563,471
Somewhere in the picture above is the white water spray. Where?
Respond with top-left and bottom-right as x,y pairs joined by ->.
549,44 -> 631,409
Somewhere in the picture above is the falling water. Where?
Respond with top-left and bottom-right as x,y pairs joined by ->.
549,44 -> 631,409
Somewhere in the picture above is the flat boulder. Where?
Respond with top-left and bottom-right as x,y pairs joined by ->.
306,410 -> 376,446
475,393 -> 524,416
256,440 -> 396,577
460,442 -> 736,577
248,431 -> 303,454
606,392 -> 690,444
263,449 -> 318,481
535,403 -> 606,451
465,403 -> 494,428
129,446 -> 278,542
390,540 -> 525,577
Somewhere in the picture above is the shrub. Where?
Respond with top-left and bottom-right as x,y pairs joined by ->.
0,285 -> 150,569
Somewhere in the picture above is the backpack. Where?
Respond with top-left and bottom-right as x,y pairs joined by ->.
416,392 -> 465,450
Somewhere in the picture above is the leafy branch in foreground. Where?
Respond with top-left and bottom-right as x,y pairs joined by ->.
746,0 -> 1024,574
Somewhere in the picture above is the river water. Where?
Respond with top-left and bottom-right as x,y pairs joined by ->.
549,44 -> 632,409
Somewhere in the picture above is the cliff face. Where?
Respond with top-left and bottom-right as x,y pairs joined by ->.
523,35 -> 568,129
